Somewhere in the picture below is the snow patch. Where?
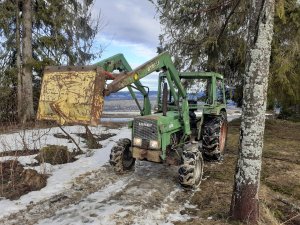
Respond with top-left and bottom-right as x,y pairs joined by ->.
0,125 -> 129,219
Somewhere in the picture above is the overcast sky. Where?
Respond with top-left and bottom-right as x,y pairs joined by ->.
95,0 -> 160,48
92,0 -> 161,90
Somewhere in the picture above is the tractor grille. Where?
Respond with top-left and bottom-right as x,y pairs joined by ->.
133,118 -> 158,148
141,139 -> 150,149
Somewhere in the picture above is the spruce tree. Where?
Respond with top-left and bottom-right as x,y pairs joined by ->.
0,0 -> 102,122
153,0 -> 300,111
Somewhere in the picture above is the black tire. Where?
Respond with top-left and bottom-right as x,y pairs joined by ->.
109,138 -> 135,173
202,111 -> 228,161
178,144 -> 204,189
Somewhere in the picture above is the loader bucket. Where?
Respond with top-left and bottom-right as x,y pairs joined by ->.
37,66 -> 106,126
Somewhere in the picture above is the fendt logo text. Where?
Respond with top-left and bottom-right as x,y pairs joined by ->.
138,122 -> 152,127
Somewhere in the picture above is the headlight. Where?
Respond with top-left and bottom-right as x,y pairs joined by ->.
133,138 -> 142,146
149,140 -> 159,149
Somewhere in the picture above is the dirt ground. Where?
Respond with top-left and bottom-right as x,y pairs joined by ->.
0,121 -> 57,134
0,149 -> 40,157
0,160 -> 47,200
0,119 -> 299,224
174,119 -> 300,225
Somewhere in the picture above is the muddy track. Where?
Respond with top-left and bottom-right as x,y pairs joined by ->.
0,162 -> 198,225
0,165 -> 132,225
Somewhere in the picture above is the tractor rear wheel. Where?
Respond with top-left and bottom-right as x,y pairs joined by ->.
109,138 -> 135,173
178,144 -> 204,189
202,112 -> 228,161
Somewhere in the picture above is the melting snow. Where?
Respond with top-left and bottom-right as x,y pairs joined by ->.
0,111 -> 241,224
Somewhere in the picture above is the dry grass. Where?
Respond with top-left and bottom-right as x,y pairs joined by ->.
0,160 -> 47,200
100,121 -> 128,129
35,145 -> 75,165
1,118 -> 299,223
175,118 -> 300,225
0,121 -> 57,135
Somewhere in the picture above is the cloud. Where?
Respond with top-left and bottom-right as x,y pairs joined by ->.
98,36 -> 158,65
91,1 -> 161,90
94,36 -> 160,90
93,0 -> 161,48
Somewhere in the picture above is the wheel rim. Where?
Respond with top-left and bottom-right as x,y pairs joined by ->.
194,155 -> 202,186
219,122 -> 227,153
123,147 -> 134,168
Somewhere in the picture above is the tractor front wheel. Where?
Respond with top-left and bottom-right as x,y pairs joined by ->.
178,144 -> 204,189
109,138 -> 135,173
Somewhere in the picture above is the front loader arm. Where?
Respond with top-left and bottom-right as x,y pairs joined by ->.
95,53 -> 132,72
95,54 -> 151,115
105,52 -> 191,136
105,52 -> 186,98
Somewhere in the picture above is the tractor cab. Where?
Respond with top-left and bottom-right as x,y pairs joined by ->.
157,72 -> 227,137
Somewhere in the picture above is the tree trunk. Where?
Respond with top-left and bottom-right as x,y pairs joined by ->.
16,0 -> 22,120
230,0 -> 275,223
206,9 -> 219,72
207,46 -> 218,72
20,0 -> 34,123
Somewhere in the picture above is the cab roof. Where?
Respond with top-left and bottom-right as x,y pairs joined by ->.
159,71 -> 224,80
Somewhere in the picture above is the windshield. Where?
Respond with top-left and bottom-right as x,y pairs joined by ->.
182,78 -> 210,105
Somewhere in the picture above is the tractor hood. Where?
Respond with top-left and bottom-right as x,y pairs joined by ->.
134,111 -> 182,134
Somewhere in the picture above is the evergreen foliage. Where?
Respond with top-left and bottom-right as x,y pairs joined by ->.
153,0 -> 300,111
0,0 -> 102,122
269,0 -> 300,109
153,0 -> 247,85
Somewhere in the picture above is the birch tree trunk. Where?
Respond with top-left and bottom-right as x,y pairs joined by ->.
230,0 -> 275,223
20,0 -> 34,123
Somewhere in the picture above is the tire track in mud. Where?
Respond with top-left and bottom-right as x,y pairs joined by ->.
1,161 -> 199,225
37,162 -> 199,225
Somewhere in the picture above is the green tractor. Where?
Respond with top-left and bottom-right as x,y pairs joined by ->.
37,51 -> 227,189
99,52 -> 228,189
